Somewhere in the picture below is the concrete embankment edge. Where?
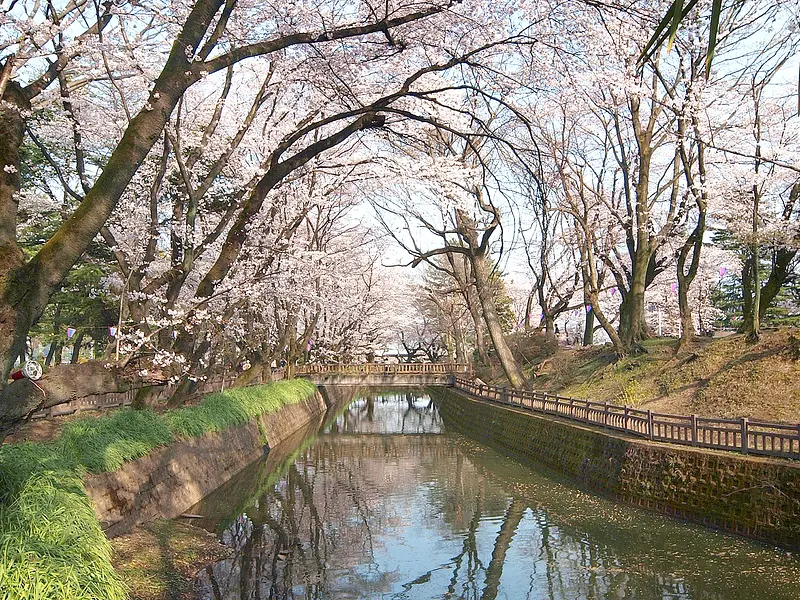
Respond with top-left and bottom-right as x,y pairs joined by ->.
85,391 -> 327,537
434,388 -> 800,550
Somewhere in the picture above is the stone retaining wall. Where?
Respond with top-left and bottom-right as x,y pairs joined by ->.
85,391 -> 327,537
435,388 -> 800,550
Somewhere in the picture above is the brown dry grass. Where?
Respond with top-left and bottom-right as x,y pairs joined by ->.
4,412 -> 79,444
111,520 -> 230,600
530,328 -> 800,424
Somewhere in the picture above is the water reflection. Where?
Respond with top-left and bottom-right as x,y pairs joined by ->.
326,390 -> 441,435
192,391 -> 800,600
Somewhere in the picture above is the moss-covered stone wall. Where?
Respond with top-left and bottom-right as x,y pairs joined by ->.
434,388 -> 800,550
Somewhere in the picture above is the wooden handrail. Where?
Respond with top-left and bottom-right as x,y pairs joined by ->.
293,363 -> 473,376
37,363 -> 796,461
27,363 -> 472,421
450,377 -> 800,460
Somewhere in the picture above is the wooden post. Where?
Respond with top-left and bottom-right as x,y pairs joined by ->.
741,417 -> 749,454
691,414 -> 698,446
647,410 -> 654,440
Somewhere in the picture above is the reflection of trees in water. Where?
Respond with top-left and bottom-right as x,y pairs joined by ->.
429,450 -> 744,600
198,432 -> 793,600
326,390 -> 441,434
198,440 -> 391,599
409,440 -> 741,600
480,498 -> 525,600
442,460 -> 485,600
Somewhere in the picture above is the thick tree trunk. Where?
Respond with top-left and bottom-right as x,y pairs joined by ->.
132,385 -> 164,409
583,306 -> 595,346
742,256 -> 754,333
543,313 -> 555,342
472,253 -> 526,388
467,291 -> 488,364
677,280 -> 694,344
577,240 -> 623,355
0,83 -> 31,382
677,211 -> 705,350
0,362 -> 157,439
167,377 -> 201,409
166,338 -> 212,408
741,246 -> 796,334
617,256 -> 650,351
586,289 -> 625,355
235,360 -> 270,387
70,331 -> 85,363
759,247 -> 797,322
0,84 -> 27,249
0,0 -> 225,428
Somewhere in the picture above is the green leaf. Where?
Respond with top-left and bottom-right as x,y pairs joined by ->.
667,0 -> 686,53
706,0 -> 723,75
638,0 -> 701,67
639,3 -> 679,66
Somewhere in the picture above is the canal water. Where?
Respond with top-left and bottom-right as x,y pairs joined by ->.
188,390 -> 800,600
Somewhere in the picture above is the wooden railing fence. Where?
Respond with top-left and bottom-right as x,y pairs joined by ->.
29,362 -> 796,460
27,363 -> 468,420
293,363 -> 472,376
29,376 -> 230,420
453,377 -> 800,460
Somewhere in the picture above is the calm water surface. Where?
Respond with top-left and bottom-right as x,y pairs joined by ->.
189,390 -> 800,600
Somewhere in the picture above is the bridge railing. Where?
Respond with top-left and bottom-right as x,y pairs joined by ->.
452,377 -> 800,460
294,363 -> 473,376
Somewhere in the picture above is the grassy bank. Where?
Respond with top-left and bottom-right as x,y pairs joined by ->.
0,379 -> 316,600
529,329 -> 800,423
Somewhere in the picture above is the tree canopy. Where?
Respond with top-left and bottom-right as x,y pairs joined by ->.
1,0 -> 799,435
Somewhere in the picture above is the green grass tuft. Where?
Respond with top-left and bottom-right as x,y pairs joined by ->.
166,379 -> 317,438
0,379 -> 316,599
56,408 -> 174,474
0,443 -> 127,600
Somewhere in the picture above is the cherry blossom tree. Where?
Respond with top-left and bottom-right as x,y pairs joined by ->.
0,0 -> 527,435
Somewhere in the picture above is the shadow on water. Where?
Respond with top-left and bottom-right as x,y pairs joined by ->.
187,389 -> 800,600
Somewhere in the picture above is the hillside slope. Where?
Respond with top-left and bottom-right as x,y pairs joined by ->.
529,329 -> 800,423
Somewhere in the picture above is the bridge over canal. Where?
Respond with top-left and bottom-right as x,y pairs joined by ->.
292,362 -> 472,387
